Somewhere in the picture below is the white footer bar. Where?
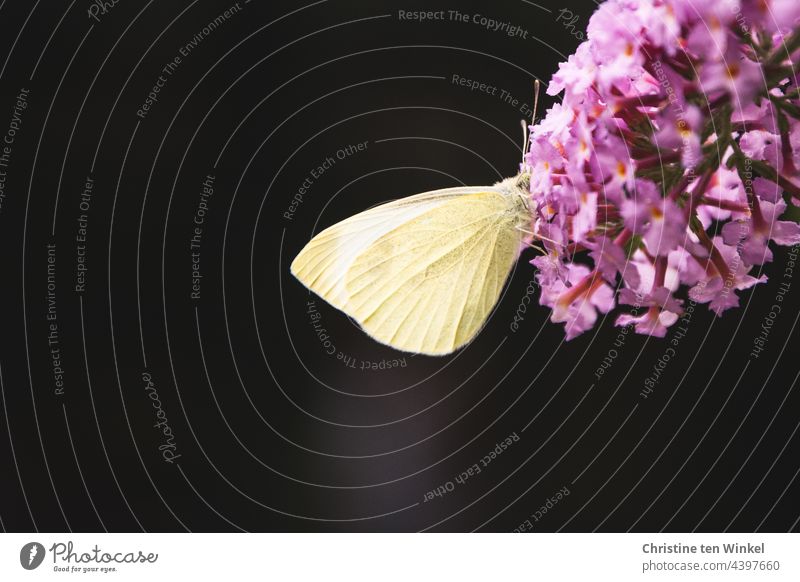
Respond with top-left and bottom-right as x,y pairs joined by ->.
1,533 -> 797,581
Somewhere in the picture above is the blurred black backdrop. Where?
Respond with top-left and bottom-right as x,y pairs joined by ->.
0,0 -> 798,532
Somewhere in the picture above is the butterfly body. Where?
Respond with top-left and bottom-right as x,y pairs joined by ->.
291,173 -> 533,355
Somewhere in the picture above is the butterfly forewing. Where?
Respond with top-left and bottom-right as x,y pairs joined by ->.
291,187 -> 524,355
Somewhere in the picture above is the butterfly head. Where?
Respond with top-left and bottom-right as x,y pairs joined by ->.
496,172 -> 532,215
494,172 -> 536,249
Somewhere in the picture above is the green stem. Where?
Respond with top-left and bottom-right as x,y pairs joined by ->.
694,227 -> 732,282
767,25 -> 800,66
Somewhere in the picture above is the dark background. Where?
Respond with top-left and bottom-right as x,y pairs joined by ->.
0,0 -> 798,532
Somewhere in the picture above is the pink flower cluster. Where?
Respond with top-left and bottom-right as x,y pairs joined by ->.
527,0 -> 800,340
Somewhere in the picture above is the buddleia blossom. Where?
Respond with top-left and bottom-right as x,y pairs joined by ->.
527,0 -> 800,339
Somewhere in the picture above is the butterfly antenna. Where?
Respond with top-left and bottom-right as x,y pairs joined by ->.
527,241 -> 547,255
520,119 -> 529,167
520,80 -> 541,168
534,233 -> 565,248
515,225 -> 564,248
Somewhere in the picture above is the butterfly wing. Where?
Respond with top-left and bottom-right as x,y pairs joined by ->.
290,187 -> 479,312
291,187 -> 525,355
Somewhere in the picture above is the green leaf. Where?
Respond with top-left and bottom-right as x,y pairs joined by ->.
768,26 -> 800,66
623,234 -> 644,259
782,194 -> 800,223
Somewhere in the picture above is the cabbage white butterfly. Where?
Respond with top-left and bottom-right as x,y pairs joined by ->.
292,85 -> 542,355
291,176 -> 534,355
